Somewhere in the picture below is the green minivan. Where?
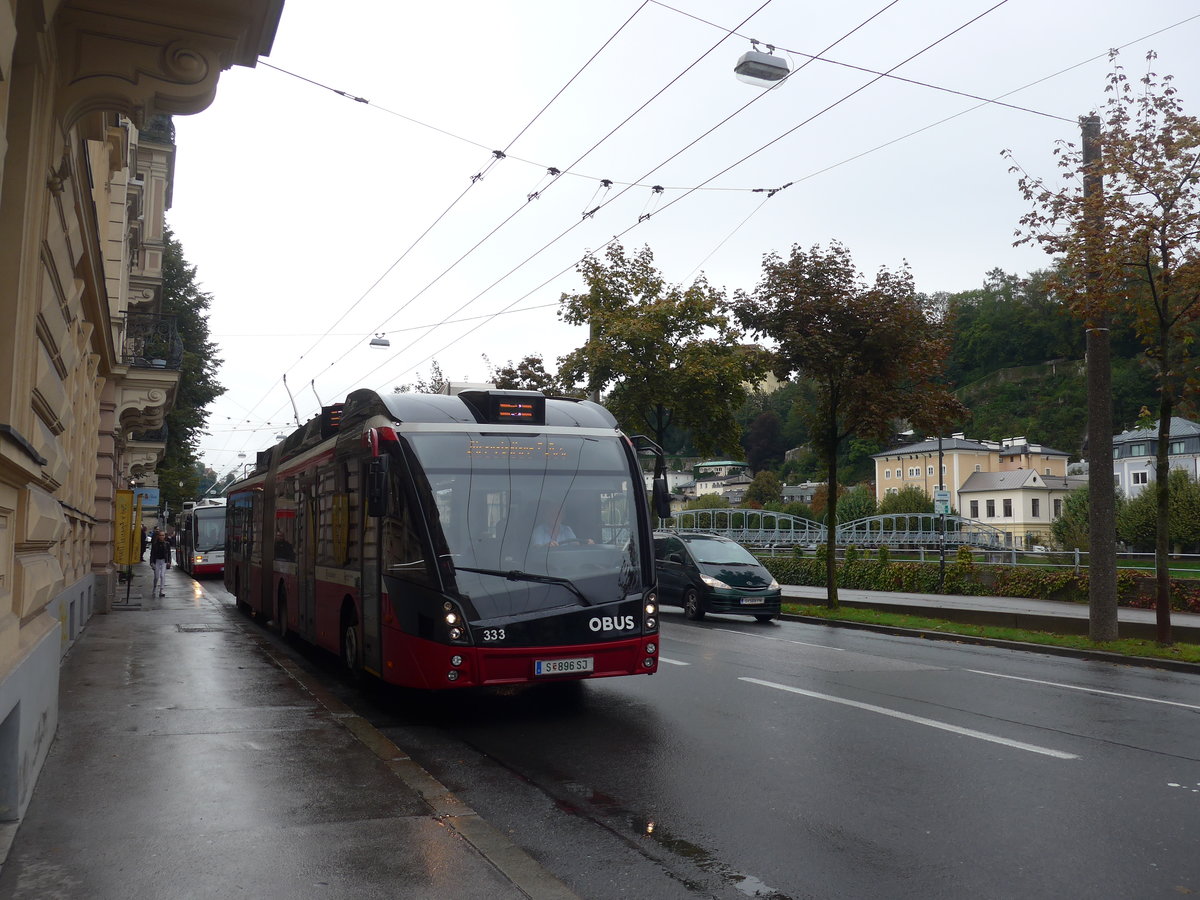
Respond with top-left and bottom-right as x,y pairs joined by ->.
653,531 -> 781,623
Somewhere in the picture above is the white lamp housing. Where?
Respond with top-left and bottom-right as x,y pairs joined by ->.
734,49 -> 789,86
369,334 -> 390,348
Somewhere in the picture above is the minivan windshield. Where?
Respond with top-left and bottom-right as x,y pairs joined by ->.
683,535 -> 761,566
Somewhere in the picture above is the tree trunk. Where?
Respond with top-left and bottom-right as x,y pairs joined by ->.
1154,388 -> 1174,645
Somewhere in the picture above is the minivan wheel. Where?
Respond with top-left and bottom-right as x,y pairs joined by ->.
683,586 -> 705,621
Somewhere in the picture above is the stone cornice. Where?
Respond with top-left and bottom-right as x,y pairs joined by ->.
54,0 -> 283,128
115,366 -> 179,431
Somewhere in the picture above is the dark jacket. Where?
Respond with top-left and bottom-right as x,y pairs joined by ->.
149,538 -> 171,564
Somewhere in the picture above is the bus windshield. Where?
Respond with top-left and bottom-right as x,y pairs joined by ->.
401,431 -> 644,620
194,510 -> 226,552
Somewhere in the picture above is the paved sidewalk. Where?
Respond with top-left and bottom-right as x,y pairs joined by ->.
0,563 -> 577,899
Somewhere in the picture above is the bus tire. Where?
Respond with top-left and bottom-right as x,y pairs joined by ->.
683,586 -> 705,621
341,604 -> 361,678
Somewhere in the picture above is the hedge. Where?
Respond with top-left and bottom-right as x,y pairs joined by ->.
760,546 -> 1200,614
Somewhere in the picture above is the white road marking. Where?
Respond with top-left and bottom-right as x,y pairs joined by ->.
712,627 -> 846,651
739,677 -> 1079,760
966,669 -> 1200,711
657,656 -> 690,666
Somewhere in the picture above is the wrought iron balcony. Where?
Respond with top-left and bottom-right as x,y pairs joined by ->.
129,423 -> 169,443
121,312 -> 183,370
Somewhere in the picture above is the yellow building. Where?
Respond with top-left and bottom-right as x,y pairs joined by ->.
0,0 -> 282,825
873,434 -> 1071,506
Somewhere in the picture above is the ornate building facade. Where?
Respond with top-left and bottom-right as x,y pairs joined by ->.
0,0 -> 283,826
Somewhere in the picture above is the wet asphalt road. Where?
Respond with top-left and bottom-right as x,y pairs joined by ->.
211,582 -> 1200,899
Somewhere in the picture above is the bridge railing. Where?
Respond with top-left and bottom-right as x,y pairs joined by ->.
663,510 -> 1008,549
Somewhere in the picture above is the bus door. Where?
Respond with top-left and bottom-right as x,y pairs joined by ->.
296,471 -> 318,638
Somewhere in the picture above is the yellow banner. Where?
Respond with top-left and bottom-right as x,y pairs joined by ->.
114,490 -> 133,564
113,491 -> 145,566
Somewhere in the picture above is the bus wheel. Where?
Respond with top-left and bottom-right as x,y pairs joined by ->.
341,609 -> 361,677
683,586 -> 705,621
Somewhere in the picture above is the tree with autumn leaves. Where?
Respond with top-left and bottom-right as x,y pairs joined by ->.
557,243 -> 769,458
1009,52 -> 1200,645
736,242 -> 963,609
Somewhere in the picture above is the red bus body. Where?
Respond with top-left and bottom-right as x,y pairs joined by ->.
224,388 -> 663,690
176,498 -> 226,577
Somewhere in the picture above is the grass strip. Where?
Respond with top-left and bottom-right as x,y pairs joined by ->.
782,602 -> 1200,665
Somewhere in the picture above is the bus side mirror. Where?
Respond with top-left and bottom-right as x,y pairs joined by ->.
367,456 -> 390,517
652,476 -> 671,519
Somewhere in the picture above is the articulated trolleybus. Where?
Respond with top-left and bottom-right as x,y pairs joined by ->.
176,497 -> 226,576
224,387 -> 671,689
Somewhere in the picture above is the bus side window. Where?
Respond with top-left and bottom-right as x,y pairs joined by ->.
343,460 -> 359,566
383,465 -> 435,587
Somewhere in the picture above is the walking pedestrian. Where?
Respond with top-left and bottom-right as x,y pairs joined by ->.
139,523 -> 148,561
149,530 -> 171,598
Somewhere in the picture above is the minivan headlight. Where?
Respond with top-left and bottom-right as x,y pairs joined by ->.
700,573 -> 730,590
769,578 -> 780,590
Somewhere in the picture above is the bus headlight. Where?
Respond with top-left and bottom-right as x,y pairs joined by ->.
451,655 -> 463,666
646,617 -> 656,630
447,670 -> 460,682
645,601 -> 657,616
645,642 -> 657,654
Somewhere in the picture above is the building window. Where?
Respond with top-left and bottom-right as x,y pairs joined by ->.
986,499 -> 995,517
1032,499 -> 1040,518
974,464 -> 981,472
1044,468 -> 1051,475
1132,470 -> 1149,485
927,466 -> 934,476
1169,440 -> 1185,454
1003,498 -> 1013,517
908,467 -> 920,477
1054,498 -> 1062,517
970,500 -> 979,518
895,469 -> 902,478
1130,443 -> 1148,456
884,469 -> 891,479
1114,473 -> 1121,486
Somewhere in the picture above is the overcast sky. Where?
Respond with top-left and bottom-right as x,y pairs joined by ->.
168,0 -> 1200,474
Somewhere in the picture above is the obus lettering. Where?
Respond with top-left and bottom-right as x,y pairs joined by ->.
589,615 -> 636,632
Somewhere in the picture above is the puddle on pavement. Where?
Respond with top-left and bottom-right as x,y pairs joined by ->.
557,778 -> 793,899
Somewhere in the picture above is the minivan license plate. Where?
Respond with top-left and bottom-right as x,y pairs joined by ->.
739,597 -> 764,605
535,657 -> 594,676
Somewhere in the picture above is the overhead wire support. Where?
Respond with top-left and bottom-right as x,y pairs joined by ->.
324,0 -> 786,397
249,3 -> 661,429
370,0 -> 1027,390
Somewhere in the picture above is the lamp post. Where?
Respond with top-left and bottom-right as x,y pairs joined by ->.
937,435 -> 947,589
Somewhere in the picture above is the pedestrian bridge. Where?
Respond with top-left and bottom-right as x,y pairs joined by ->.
667,510 -> 1008,549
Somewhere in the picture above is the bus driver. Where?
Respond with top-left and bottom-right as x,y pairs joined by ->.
532,507 -> 593,548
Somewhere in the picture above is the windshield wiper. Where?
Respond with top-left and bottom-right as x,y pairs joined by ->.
454,566 -> 593,607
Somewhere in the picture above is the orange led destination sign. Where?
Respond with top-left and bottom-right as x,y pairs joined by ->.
484,393 -> 545,425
